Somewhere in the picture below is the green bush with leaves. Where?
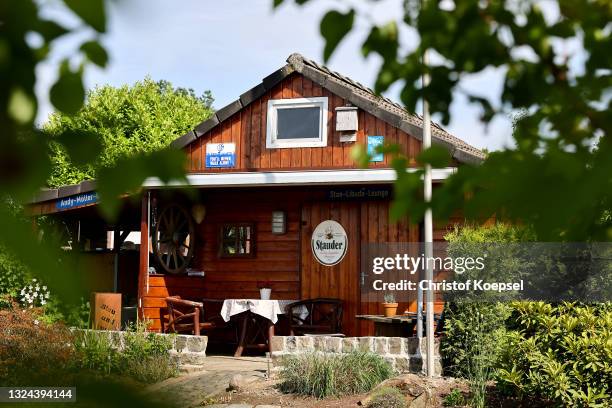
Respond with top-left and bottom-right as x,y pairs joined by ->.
73,322 -> 177,383
443,388 -> 466,407
278,351 -> 393,398
442,223 -> 527,380
497,302 -> 612,407
0,247 -> 30,299
44,78 -> 214,188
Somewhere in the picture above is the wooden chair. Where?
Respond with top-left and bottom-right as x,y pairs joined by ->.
201,298 -> 239,345
286,298 -> 343,336
164,296 -> 213,336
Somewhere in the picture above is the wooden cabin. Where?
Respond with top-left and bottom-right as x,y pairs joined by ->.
28,53 -> 485,337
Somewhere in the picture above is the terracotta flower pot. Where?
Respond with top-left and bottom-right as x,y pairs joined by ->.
382,302 -> 398,317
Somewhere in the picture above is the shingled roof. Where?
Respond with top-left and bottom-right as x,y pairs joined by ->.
171,52 -> 485,164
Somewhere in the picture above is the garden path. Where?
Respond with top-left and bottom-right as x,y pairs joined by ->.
143,356 -> 270,408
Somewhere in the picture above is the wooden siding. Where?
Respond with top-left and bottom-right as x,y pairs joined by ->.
185,73 -> 422,172
142,188 -> 308,331
141,187 -> 461,335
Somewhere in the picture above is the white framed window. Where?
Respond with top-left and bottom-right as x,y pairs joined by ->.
266,97 -> 328,148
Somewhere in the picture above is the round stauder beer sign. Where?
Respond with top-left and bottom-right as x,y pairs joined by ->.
311,220 -> 348,266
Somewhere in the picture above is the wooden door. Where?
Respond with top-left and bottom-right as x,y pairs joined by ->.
300,201 -> 362,336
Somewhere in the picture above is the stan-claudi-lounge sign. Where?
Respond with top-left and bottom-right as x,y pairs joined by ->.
311,220 -> 348,266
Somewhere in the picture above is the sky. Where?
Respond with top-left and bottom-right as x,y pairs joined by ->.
35,0 -> 518,151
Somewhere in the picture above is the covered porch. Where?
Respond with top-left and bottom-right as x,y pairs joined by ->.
29,170 -> 450,357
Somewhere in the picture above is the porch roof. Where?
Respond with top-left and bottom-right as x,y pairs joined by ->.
141,168 -> 457,188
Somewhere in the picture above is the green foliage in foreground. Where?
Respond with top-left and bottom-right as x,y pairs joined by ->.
0,247 -> 30,299
442,223 -> 612,406
278,351 -> 393,398
44,78 -> 214,188
278,0 -> 612,241
73,322 -> 178,383
442,223 -> 525,379
497,302 -> 612,407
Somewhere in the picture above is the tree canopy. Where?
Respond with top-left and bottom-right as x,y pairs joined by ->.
44,78 -> 214,188
276,0 -> 611,241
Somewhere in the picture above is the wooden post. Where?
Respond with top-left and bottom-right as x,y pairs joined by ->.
137,192 -> 149,321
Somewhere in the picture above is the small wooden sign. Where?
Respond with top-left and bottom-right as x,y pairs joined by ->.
90,292 -> 121,330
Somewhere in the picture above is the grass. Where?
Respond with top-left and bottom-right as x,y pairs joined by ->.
278,351 -> 393,399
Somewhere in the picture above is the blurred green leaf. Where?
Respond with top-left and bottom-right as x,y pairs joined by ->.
55,130 -> 103,166
362,21 -> 398,61
97,149 -> 188,220
64,0 -> 106,33
0,205 -> 84,305
80,40 -> 108,67
320,9 -> 354,62
35,19 -> 70,42
49,64 -> 85,115
350,143 -> 370,168
417,145 -> 452,168
8,87 -> 36,125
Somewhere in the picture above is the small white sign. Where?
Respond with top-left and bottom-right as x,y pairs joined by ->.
311,220 -> 348,266
205,143 -> 236,168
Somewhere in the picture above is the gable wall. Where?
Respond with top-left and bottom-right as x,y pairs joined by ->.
184,73 -> 423,172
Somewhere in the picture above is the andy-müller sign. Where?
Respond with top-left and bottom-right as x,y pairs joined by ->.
206,143 -> 236,168
311,220 -> 348,266
56,192 -> 98,210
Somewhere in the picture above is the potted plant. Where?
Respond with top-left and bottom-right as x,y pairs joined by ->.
257,281 -> 272,300
382,293 -> 398,317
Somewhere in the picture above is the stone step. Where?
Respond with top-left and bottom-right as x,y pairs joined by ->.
179,364 -> 207,374
170,350 -> 207,365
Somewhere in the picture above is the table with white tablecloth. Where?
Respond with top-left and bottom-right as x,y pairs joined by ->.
220,299 -> 309,324
220,299 -> 309,357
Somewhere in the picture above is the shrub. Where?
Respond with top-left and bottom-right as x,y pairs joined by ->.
72,321 -> 177,383
0,247 -> 29,299
0,305 -> 77,386
441,301 -> 511,379
278,351 -> 393,398
366,386 -> 407,408
496,301 -> 612,406
443,388 -> 466,407
73,329 -> 120,374
442,223 -> 520,405
119,322 -> 177,383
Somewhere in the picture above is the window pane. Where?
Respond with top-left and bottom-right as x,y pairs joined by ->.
220,224 -> 254,257
276,106 -> 320,139
223,226 -> 236,240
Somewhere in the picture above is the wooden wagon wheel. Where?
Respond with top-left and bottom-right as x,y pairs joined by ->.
152,203 -> 196,274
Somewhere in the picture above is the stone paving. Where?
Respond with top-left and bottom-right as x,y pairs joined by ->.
143,356 -> 270,408
206,405 -> 279,408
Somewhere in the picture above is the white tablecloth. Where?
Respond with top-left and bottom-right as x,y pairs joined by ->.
221,299 -> 308,324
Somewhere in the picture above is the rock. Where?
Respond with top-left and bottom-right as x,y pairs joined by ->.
408,392 -> 429,408
360,374 -> 468,407
228,374 -> 260,391
179,364 -> 206,374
